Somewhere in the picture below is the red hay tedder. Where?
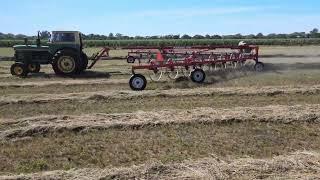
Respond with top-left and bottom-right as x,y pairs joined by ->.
88,43 -> 263,91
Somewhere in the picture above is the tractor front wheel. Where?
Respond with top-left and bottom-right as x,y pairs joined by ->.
52,50 -> 80,76
11,63 -> 28,77
27,63 -> 41,73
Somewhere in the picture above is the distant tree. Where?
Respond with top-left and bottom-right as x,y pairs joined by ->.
100,35 -> 108,40
7,33 -> 15,39
122,35 -> 130,39
161,35 -> 178,39
108,33 -> 115,40
310,28 -> 320,38
181,34 -> 192,39
277,34 -> 288,39
172,34 -> 180,39
222,35 -> 231,39
233,33 -> 243,39
223,35 -> 242,39
134,36 -> 144,39
39,31 -> 50,39
310,28 -> 319,34
288,32 -> 306,38
167,35 -> 174,39
0,32 -> 5,39
256,33 -> 264,39
245,34 -> 255,39
150,36 -> 160,39
211,35 -> 222,39
15,34 -> 28,39
266,33 -> 277,39
115,33 -> 123,39
2,27 -> 320,41
193,35 -> 205,39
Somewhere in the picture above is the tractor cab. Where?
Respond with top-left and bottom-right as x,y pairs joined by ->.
48,31 -> 84,55
11,31 -> 88,77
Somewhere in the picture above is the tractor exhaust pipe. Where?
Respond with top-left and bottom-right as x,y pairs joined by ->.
24,38 -> 28,46
36,31 -> 41,47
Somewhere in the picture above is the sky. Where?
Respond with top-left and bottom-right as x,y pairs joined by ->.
0,0 -> 319,36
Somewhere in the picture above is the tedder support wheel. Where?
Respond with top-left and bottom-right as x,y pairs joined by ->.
191,69 -> 206,83
129,74 -> 147,91
254,62 -> 264,72
127,56 -> 136,63
52,50 -> 81,76
11,63 -> 28,77
27,63 -> 41,73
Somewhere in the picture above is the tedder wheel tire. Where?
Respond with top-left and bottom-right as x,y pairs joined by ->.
10,63 -> 28,77
254,62 -> 264,72
52,50 -> 81,76
27,63 -> 41,73
127,56 -> 136,63
190,69 -> 206,83
129,74 -> 147,91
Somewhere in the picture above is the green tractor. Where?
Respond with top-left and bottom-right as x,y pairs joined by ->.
11,31 -> 88,77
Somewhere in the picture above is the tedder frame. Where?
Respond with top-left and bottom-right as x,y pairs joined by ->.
128,45 -> 263,91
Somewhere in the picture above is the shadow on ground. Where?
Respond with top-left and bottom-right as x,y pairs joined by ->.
27,71 -> 112,79
264,62 -> 320,71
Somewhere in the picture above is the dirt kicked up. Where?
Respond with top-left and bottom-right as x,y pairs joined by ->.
1,46 -> 320,179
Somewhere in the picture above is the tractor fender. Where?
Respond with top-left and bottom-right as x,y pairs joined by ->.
51,48 -> 79,63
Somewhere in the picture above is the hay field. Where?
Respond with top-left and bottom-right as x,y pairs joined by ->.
1,46 -> 320,179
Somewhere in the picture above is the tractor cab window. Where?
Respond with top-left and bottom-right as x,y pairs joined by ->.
51,33 -> 75,42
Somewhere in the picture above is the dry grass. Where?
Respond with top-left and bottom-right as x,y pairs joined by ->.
1,104 -> 320,140
1,119 -> 320,175
3,151 -> 320,179
1,88 -> 320,119
1,85 -> 320,104
0,48 -> 14,57
261,46 -> 320,57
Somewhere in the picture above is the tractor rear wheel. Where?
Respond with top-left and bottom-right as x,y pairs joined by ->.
11,63 -> 28,77
78,53 -> 88,73
52,50 -> 80,76
27,63 -> 41,73
191,69 -> 206,83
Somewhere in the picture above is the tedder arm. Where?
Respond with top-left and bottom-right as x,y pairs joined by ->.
87,47 -> 111,69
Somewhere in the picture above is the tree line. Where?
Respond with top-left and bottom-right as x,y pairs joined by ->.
1,28 -> 320,40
